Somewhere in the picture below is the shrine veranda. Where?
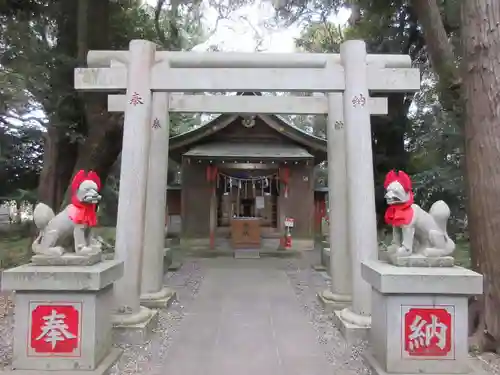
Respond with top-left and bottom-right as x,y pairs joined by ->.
0,39 -> 484,375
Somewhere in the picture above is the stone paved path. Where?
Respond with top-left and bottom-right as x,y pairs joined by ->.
162,259 -> 332,375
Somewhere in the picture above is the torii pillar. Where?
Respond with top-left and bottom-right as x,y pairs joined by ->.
318,88 -> 388,312
139,91 -> 177,309
106,82 -> 176,310
103,40 -> 161,342
331,40 -> 419,342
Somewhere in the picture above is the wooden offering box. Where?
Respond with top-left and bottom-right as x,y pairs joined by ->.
231,217 -> 261,249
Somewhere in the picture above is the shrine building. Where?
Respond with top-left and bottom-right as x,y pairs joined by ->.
167,94 -> 327,251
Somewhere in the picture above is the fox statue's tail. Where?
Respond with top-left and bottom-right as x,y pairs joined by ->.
32,203 -> 55,253
428,200 -> 455,255
428,200 -> 451,233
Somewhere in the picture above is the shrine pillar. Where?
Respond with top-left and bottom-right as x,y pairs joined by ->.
317,90 -> 352,312
332,40 -> 376,341
140,91 -> 176,309
111,39 -> 158,341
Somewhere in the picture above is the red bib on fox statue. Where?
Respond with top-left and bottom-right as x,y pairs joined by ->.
68,170 -> 102,227
384,170 -> 414,226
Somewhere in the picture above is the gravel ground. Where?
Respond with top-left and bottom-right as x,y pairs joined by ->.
0,292 -> 14,369
476,351 -> 500,374
283,250 -> 500,375
109,259 -> 205,375
1,253 -> 500,375
0,260 -> 205,374
282,253 -> 371,375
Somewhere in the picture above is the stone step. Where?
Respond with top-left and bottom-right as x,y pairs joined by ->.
234,249 -> 261,259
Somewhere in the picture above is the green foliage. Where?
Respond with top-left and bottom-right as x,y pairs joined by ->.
0,223 -> 33,268
0,0 -> 207,206
0,122 -> 43,204
407,75 -> 465,233
295,21 -> 342,52
290,0 -> 465,235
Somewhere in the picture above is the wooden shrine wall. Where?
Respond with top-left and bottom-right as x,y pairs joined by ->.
180,160 -> 211,239
279,164 -> 314,239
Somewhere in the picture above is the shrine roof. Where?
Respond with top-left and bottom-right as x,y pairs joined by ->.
169,93 -> 327,155
183,142 -> 313,160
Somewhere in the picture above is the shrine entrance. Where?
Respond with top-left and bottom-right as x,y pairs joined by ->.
216,170 -> 279,228
167,109 -> 324,250
75,40 -> 420,340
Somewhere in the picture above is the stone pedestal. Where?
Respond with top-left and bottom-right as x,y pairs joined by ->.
163,247 -> 173,271
111,307 -> 159,344
313,245 -> 329,272
361,260 -> 483,375
140,287 -> 176,309
1,260 -> 123,374
321,219 -> 329,239
140,246 -> 176,311
318,289 -> 351,312
331,306 -> 371,344
321,247 -> 330,271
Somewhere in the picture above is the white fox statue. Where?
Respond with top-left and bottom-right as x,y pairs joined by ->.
383,170 -> 455,260
32,170 -> 103,257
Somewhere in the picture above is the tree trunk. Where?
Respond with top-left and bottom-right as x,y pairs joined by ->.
37,128 -> 78,209
72,0 -> 124,183
37,0 -> 81,210
411,0 -> 462,114
372,94 -> 411,225
461,0 -> 500,352
38,0 -> 122,209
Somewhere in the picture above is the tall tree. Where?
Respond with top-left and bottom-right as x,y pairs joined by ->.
277,0 -> 492,346
461,0 -> 500,351
0,0 -> 211,210
292,9 -> 420,223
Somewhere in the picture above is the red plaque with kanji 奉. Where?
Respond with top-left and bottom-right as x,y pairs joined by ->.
29,303 -> 82,356
402,307 -> 453,359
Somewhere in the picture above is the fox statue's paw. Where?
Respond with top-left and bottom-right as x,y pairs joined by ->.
76,246 -> 98,255
423,247 -> 452,258
90,238 -> 103,253
395,246 -> 412,257
35,247 -> 65,257
387,244 -> 399,254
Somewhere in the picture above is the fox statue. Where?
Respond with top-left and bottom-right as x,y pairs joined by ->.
32,170 -> 102,256
384,170 -> 455,259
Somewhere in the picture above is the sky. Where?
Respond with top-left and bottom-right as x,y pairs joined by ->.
146,0 -> 350,52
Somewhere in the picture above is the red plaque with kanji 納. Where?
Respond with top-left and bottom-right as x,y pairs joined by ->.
28,303 -> 82,357
402,306 -> 454,359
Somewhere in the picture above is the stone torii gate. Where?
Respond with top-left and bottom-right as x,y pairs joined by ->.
107,89 -> 387,311
74,39 -> 420,341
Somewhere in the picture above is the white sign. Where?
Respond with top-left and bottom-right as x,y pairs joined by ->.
255,196 -> 265,209
285,218 -> 295,227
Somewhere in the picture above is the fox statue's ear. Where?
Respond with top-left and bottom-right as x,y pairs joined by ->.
397,171 -> 412,192
71,170 -> 87,194
87,171 -> 102,191
384,170 -> 398,188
